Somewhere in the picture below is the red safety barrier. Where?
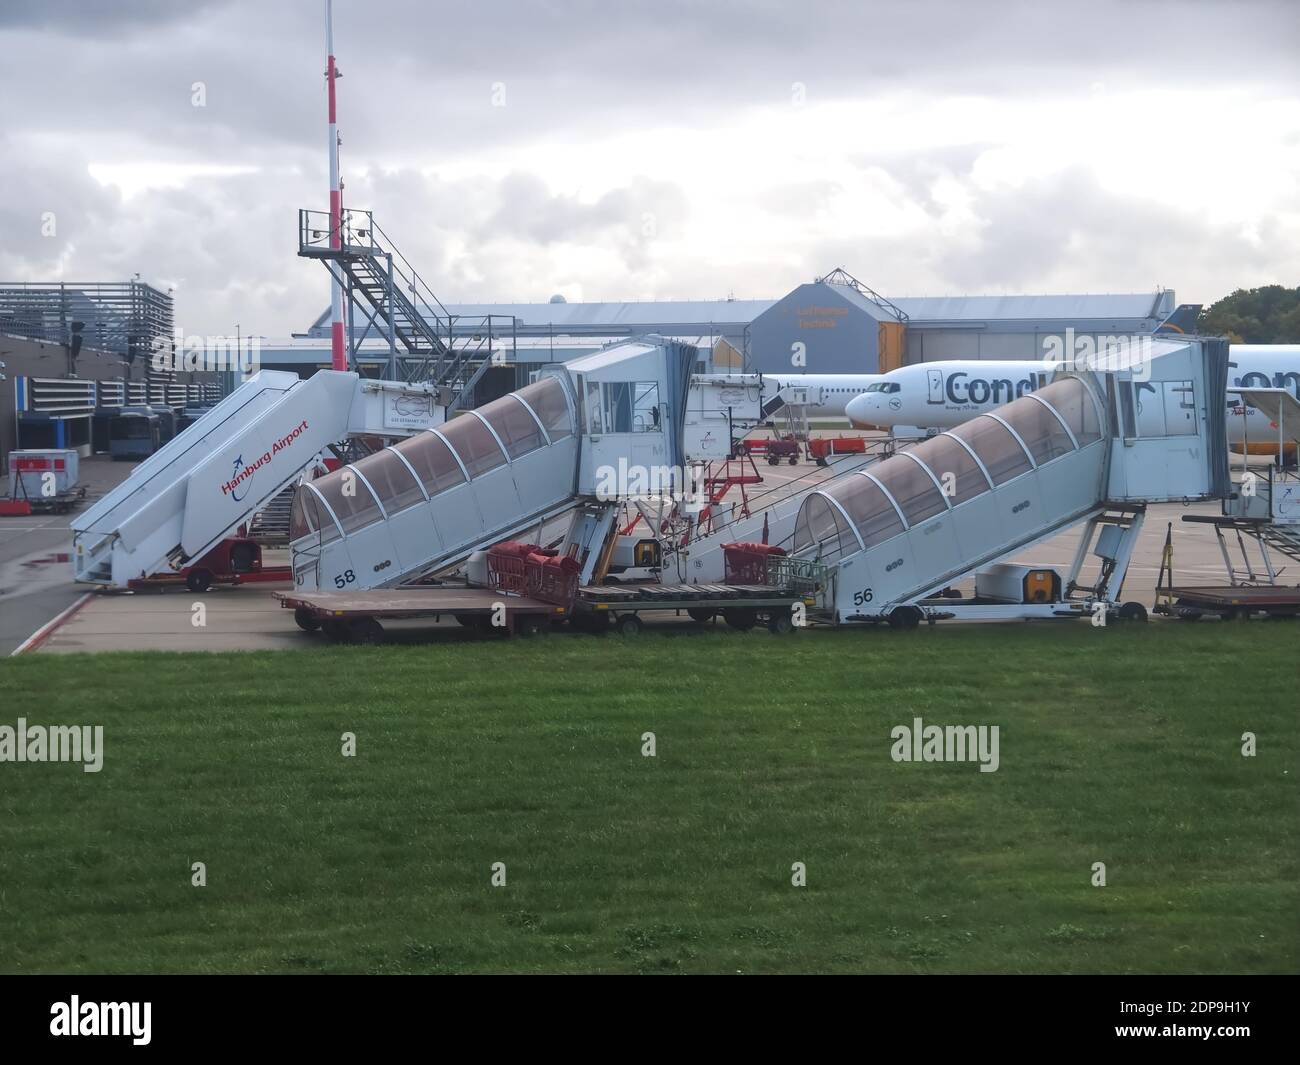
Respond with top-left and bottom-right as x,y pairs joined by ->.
487,542 -> 538,594
526,553 -> 580,608
722,541 -> 786,585
487,541 -> 572,602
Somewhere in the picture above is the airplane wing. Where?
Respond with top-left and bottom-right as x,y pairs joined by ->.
1231,386 -> 1300,445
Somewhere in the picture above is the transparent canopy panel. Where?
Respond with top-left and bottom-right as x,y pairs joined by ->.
350,447 -> 425,515
949,414 -> 1034,485
826,472 -> 906,549
477,394 -> 546,460
906,433 -> 992,505
1036,376 -> 1103,447
312,468 -> 383,535
393,430 -> 468,496
516,376 -> 574,440
439,414 -> 508,479
793,492 -> 859,562
997,393 -> 1077,465
868,454 -> 949,526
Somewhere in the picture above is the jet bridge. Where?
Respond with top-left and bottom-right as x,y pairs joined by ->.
789,337 -> 1230,624
289,338 -> 697,593
71,370 -> 447,588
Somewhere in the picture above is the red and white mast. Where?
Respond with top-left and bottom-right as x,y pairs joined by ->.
326,0 -> 346,371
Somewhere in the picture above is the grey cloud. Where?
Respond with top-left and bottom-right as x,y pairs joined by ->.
2,1 -> 1297,334
3,1 -> 1298,165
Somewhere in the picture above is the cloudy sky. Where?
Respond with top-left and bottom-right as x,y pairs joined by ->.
3,0 -> 1299,338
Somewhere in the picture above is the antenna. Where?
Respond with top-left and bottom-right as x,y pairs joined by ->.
326,0 -> 346,371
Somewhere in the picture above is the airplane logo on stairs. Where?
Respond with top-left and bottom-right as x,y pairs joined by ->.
228,455 -> 251,502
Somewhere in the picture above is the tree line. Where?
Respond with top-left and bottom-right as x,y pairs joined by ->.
1200,285 -> 1300,343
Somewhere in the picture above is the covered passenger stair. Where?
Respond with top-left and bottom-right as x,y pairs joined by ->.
788,337 -> 1231,624
290,373 -> 583,592
289,337 -> 700,594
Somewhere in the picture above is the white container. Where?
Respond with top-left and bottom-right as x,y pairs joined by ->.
8,449 -> 80,499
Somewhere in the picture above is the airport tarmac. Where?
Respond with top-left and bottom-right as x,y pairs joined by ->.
0,457 -> 136,655
28,445 -> 1275,655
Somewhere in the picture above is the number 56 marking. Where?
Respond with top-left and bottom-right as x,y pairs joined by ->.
852,588 -> 873,606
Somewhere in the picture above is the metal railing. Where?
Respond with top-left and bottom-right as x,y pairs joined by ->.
298,207 -> 518,390
767,555 -> 833,602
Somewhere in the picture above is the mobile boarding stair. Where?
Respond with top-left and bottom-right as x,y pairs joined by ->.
283,337 -> 698,595
783,337 -> 1230,627
71,370 -> 447,588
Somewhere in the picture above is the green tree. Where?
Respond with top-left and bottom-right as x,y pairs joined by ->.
1199,285 -> 1300,343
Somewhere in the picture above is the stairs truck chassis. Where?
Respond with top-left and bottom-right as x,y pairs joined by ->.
276,583 -> 808,641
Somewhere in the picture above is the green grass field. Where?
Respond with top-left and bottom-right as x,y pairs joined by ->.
1,623 -> 1296,974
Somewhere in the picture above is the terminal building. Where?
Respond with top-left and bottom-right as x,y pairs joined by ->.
261,269 -> 1175,400
0,281 -> 221,463
0,268 -> 1178,461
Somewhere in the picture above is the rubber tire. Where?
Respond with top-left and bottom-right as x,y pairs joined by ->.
294,607 -> 321,632
887,606 -> 923,630
321,619 -> 352,643
816,457 -> 828,467
687,607 -> 715,622
516,615 -> 549,637
723,607 -> 758,631
767,456 -> 779,466
788,456 -> 798,466
349,617 -> 385,645
186,568 -> 213,594
576,612 -> 610,634
1117,602 -> 1148,623
767,610 -> 795,635
616,613 -> 644,636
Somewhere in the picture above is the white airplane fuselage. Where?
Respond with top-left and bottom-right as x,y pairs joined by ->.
845,348 -> 1300,454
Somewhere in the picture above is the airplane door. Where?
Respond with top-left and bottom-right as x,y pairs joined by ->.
927,368 -> 943,405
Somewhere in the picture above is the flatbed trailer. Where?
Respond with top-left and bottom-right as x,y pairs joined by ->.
573,582 -> 810,635
275,586 -> 571,642
275,581 -> 811,641
1155,584 -> 1300,620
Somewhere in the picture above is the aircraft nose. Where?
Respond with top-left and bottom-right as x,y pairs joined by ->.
846,393 -> 877,430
